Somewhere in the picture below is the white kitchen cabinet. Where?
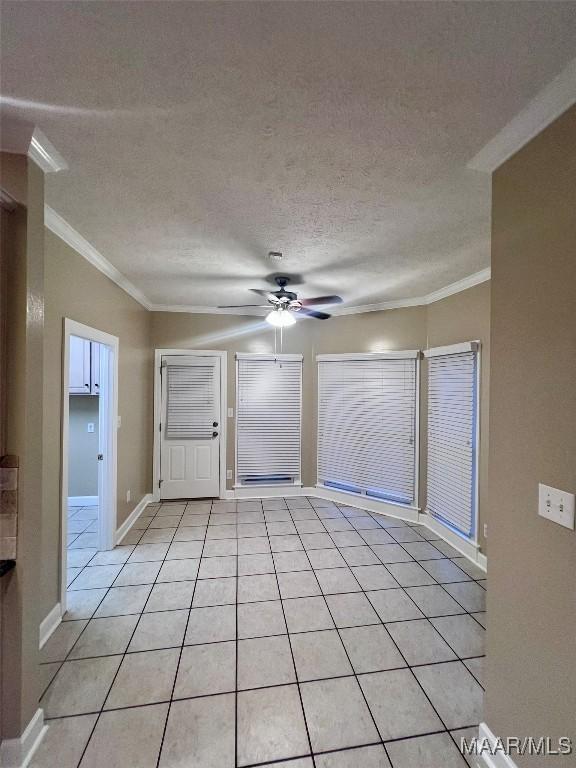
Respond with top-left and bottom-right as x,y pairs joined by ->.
90,341 -> 100,394
69,336 -> 92,394
69,336 -> 100,395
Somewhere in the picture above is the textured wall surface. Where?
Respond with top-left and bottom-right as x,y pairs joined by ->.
486,106 -> 576,766
42,230 -> 153,618
0,154 -> 45,739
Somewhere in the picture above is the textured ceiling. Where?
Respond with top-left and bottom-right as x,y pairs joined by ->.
2,1 -> 576,309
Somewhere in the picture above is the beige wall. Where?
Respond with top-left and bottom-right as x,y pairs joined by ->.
486,106 -> 576,765
151,307 -> 429,488
151,312 -> 316,486
42,230 -> 153,617
308,307 -> 428,488
68,396 -> 99,497
151,294 -> 489,553
0,154 -> 45,739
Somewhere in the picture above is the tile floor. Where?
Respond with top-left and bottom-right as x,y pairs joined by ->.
66,505 -> 100,586
36,496 -> 486,768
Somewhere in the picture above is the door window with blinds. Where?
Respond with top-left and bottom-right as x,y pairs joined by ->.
236,354 -> 302,486
425,342 -> 479,540
163,358 -> 217,440
317,352 -> 419,505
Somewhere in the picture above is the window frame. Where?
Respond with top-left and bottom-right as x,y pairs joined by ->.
315,351 -> 421,510
424,340 -> 481,543
235,352 -> 303,488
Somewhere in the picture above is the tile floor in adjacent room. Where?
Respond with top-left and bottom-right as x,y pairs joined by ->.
36,496 -> 486,768
66,505 -> 100,586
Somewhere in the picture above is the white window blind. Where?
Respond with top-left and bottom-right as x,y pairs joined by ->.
164,360 -> 217,441
317,353 -> 419,505
236,354 -> 302,485
425,342 -> 479,540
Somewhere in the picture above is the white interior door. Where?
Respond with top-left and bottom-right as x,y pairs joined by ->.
160,355 -> 221,499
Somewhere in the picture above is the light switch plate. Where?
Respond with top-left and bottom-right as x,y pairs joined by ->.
538,483 -> 575,530
226,469 -> 233,480
228,408 -> 234,418
87,422 -> 95,433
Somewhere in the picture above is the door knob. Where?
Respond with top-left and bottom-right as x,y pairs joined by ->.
213,421 -> 219,427
97,454 -> 104,461
212,431 -> 218,438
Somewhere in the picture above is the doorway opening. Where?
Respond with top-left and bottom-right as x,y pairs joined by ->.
61,319 -> 119,610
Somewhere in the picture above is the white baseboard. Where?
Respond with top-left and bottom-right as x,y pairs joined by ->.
152,485 -> 487,572
477,551 -> 488,571
115,493 -> 153,544
233,484 -> 304,499
419,512 -> 486,571
311,485 -> 421,523
311,486 -> 485,571
476,723 -> 519,768
0,708 -> 47,768
68,495 -> 98,507
39,603 -> 62,649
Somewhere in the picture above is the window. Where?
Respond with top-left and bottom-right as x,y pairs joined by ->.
236,354 -> 302,486
164,358 -> 218,441
317,352 -> 419,505
425,342 -> 480,540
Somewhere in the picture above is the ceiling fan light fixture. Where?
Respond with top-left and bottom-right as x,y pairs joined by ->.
266,307 -> 296,327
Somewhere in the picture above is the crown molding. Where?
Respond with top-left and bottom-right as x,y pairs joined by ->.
148,267 -> 490,316
328,267 -> 491,316
28,128 -> 68,173
149,304 -> 269,316
46,205 -> 489,317
423,267 -> 491,305
331,295 -> 426,316
468,57 -> 576,173
45,206 -> 152,309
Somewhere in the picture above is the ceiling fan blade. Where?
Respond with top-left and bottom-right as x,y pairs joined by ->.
299,295 -> 343,307
250,288 -> 277,300
299,308 -> 331,320
217,304 -> 270,308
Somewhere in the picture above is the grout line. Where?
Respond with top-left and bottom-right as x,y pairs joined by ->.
235,505 -> 244,768
47,496 -> 485,766
289,512 -> 392,759
153,500 -> 211,768
266,508 -> 318,768
71,504 -> 186,768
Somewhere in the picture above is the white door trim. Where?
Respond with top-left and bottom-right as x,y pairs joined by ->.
153,349 -> 227,502
61,319 -> 119,611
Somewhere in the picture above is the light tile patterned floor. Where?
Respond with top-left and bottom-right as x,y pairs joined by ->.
66,506 -> 99,586
36,497 -> 486,768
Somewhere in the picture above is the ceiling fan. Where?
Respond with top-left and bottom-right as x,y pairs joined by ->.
218,276 -> 343,327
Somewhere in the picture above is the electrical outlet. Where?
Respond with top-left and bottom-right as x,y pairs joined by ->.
126,489 -> 131,503
117,415 -> 122,428
228,407 -> 234,418
538,483 -> 575,530
226,469 -> 232,480
87,422 -> 95,433
483,523 -> 488,538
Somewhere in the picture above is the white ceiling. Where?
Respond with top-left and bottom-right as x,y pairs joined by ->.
2,2 -> 576,310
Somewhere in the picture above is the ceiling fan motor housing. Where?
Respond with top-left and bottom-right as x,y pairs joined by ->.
272,276 -> 297,302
